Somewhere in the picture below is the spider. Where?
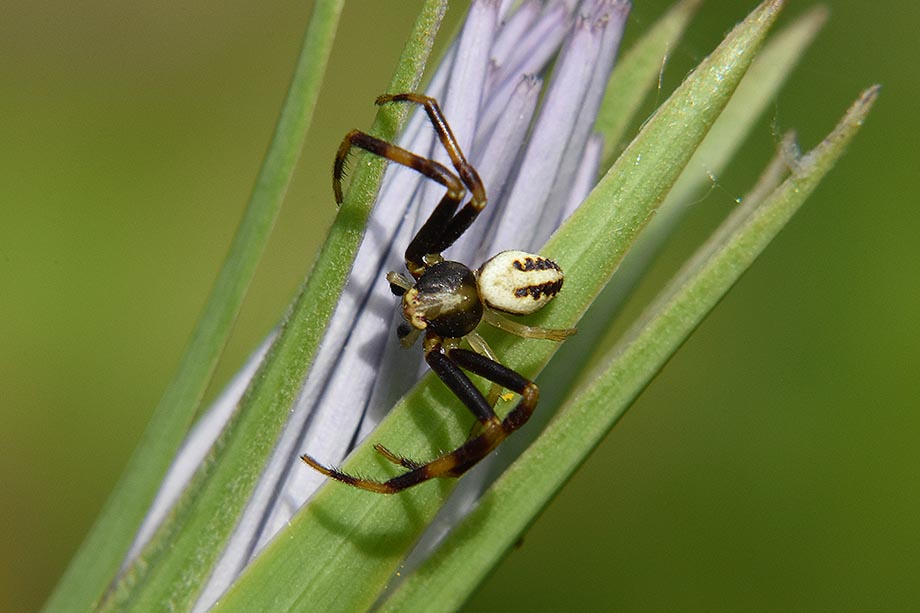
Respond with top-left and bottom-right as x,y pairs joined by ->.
301,93 -> 575,494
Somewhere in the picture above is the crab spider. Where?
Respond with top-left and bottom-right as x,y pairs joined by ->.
301,93 -> 575,493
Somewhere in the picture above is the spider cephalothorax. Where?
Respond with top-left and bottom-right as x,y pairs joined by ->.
301,93 -> 575,493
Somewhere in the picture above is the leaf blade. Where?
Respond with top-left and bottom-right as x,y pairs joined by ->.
536,4 -> 829,429
380,84 -> 879,612
43,2 -> 345,611
595,0 -> 703,164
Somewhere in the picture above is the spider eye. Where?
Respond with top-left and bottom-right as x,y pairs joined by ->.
396,322 -> 412,339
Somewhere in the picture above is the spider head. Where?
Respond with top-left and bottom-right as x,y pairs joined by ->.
398,260 -> 484,344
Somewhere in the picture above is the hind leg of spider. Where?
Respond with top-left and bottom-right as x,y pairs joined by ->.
406,347 -> 541,474
373,443 -> 423,470
302,346 -> 539,494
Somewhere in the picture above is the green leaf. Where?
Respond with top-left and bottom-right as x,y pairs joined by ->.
43,2 -> 345,611
214,2 -> 785,611
92,2 -> 447,611
380,84 -> 879,613
535,4 -> 829,428
595,0 -> 702,165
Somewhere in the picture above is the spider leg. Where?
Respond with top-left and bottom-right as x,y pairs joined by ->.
376,94 -> 488,272
331,127 -> 471,278
332,129 -> 464,207
301,346 -> 539,494
464,330 -> 503,406
482,308 -> 577,341
447,348 -> 540,434
373,443 -> 423,469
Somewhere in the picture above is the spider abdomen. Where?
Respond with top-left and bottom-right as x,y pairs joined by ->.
477,250 -> 564,315
405,260 -> 483,338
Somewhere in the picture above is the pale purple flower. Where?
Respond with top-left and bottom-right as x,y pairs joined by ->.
126,0 -> 631,608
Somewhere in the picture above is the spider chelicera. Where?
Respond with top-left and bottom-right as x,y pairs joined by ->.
301,93 -> 575,494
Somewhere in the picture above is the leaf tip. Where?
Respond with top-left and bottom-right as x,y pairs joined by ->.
795,84 -> 880,175
751,0 -> 786,23
747,0 -> 785,28
804,4 -> 831,28
840,84 -> 881,130
765,0 -> 786,12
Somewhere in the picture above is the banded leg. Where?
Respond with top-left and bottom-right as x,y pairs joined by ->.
300,347 -> 539,494
448,348 -> 540,434
375,94 -> 488,272
332,130 -> 463,207
376,93 -> 485,208
370,345 -> 500,469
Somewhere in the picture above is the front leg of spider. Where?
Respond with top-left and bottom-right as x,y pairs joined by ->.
301,93 -> 575,494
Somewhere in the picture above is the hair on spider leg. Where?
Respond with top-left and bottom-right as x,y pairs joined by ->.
301,93 -> 575,494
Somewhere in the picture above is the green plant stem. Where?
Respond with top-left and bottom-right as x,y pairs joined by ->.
43,2 -> 344,611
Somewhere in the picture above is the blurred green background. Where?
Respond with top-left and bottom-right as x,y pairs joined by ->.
1,1 -> 915,610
